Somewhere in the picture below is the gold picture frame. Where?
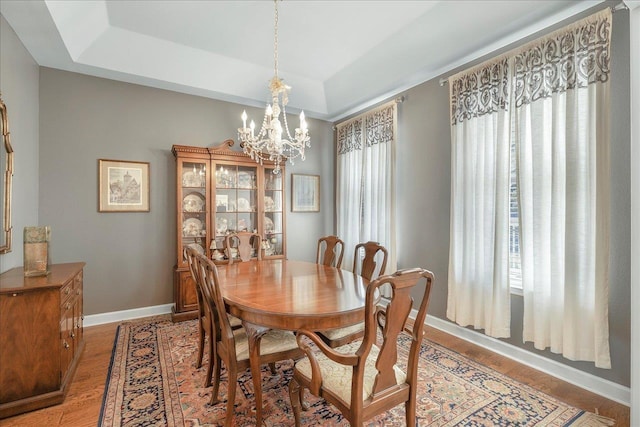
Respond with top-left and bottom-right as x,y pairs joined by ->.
291,174 -> 320,212
98,159 -> 150,212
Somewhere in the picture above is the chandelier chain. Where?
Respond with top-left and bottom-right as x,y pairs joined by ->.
273,0 -> 279,78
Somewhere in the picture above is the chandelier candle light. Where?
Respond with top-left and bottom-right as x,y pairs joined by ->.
238,0 -> 310,174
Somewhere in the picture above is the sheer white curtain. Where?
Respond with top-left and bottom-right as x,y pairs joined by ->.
446,59 -> 512,338
336,103 -> 397,281
337,118 -> 365,270
515,9 -> 612,368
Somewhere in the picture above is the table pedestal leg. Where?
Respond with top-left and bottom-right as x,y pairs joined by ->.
243,322 -> 270,426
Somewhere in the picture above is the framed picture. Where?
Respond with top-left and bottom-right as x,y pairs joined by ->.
291,174 -> 320,212
98,159 -> 150,212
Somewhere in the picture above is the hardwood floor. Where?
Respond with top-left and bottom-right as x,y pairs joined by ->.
0,318 -> 630,426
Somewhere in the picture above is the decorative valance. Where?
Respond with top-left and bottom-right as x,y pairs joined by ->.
449,58 -> 511,126
514,8 -> 612,107
337,119 -> 363,155
337,102 -> 396,154
449,8 -> 612,122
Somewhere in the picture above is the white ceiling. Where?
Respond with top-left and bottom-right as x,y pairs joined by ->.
1,0 -> 605,121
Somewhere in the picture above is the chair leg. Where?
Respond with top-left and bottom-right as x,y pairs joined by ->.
268,362 -> 277,374
288,377 -> 302,427
405,399 -> 416,427
204,334 -> 214,388
210,355 -> 222,405
196,320 -> 205,368
299,385 -> 309,411
224,366 -> 237,427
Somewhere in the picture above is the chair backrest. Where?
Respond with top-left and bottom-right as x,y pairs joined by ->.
357,268 -> 434,404
316,235 -> 344,268
224,231 -> 262,264
184,246 -> 206,317
198,254 -> 236,347
353,241 -> 388,281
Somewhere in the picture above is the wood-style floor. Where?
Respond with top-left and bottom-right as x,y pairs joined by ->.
0,318 -> 630,426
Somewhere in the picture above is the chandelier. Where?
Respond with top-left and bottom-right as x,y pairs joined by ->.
238,0 -> 310,174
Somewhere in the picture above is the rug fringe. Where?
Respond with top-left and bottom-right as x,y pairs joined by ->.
568,412 -> 616,426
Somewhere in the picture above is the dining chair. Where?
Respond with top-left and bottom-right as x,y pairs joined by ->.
288,268 -> 435,427
184,246 -> 214,383
184,246 -> 242,387
198,254 -> 303,426
316,235 -> 344,268
318,241 -> 388,348
224,231 -> 262,264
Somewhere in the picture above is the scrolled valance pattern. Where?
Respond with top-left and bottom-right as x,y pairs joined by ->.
337,103 -> 396,154
364,104 -> 395,147
337,118 -> 362,155
514,9 -> 612,107
449,58 -> 511,126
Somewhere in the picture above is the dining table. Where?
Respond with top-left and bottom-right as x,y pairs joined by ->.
215,258 -> 371,425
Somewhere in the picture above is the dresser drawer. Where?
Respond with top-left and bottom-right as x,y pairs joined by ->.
60,280 -> 74,308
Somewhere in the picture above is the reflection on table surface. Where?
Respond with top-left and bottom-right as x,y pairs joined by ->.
217,259 -> 369,331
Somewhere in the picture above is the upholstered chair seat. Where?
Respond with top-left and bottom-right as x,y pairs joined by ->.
294,340 -> 406,404
231,327 -> 299,361
317,323 -> 364,342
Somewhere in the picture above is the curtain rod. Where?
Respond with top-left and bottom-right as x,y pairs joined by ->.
438,2 -> 626,88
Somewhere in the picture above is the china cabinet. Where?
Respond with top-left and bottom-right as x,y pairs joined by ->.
0,262 -> 85,418
171,139 -> 286,321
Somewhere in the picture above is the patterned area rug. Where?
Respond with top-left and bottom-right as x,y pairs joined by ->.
99,316 -> 614,426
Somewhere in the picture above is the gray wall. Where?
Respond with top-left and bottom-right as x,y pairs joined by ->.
0,16 -> 39,273
38,68 -> 334,315
389,10 -> 630,387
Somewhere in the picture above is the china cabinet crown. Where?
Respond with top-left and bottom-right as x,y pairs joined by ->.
171,139 -> 286,321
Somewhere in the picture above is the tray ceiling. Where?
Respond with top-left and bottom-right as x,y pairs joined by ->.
1,0 -> 605,121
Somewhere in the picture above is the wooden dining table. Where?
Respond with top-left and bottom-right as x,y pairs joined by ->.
216,259 -> 370,425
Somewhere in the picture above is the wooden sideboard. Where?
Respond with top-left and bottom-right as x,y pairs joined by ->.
0,262 -> 85,419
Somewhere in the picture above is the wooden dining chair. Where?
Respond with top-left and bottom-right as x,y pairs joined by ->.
184,246 -> 214,384
198,254 -> 303,426
318,241 -> 388,348
316,235 -> 344,268
288,268 -> 435,427
184,246 -> 241,387
224,231 -> 262,264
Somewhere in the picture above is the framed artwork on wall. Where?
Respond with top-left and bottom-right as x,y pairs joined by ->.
291,174 -> 320,212
98,159 -> 150,212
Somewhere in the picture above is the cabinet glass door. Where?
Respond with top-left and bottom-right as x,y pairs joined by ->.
213,164 -> 258,261
263,168 -> 284,257
180,161 -> 207,264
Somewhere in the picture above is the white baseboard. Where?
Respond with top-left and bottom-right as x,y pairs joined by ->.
425,314 -> 631,407
83,303 -> 174,327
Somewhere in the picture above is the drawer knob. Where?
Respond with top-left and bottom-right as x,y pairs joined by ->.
63,341 -> 70,349
65,288 -> 70,295
70,331 -> 75,339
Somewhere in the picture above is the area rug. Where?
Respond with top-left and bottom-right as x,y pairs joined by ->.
98,316 -> 614,426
